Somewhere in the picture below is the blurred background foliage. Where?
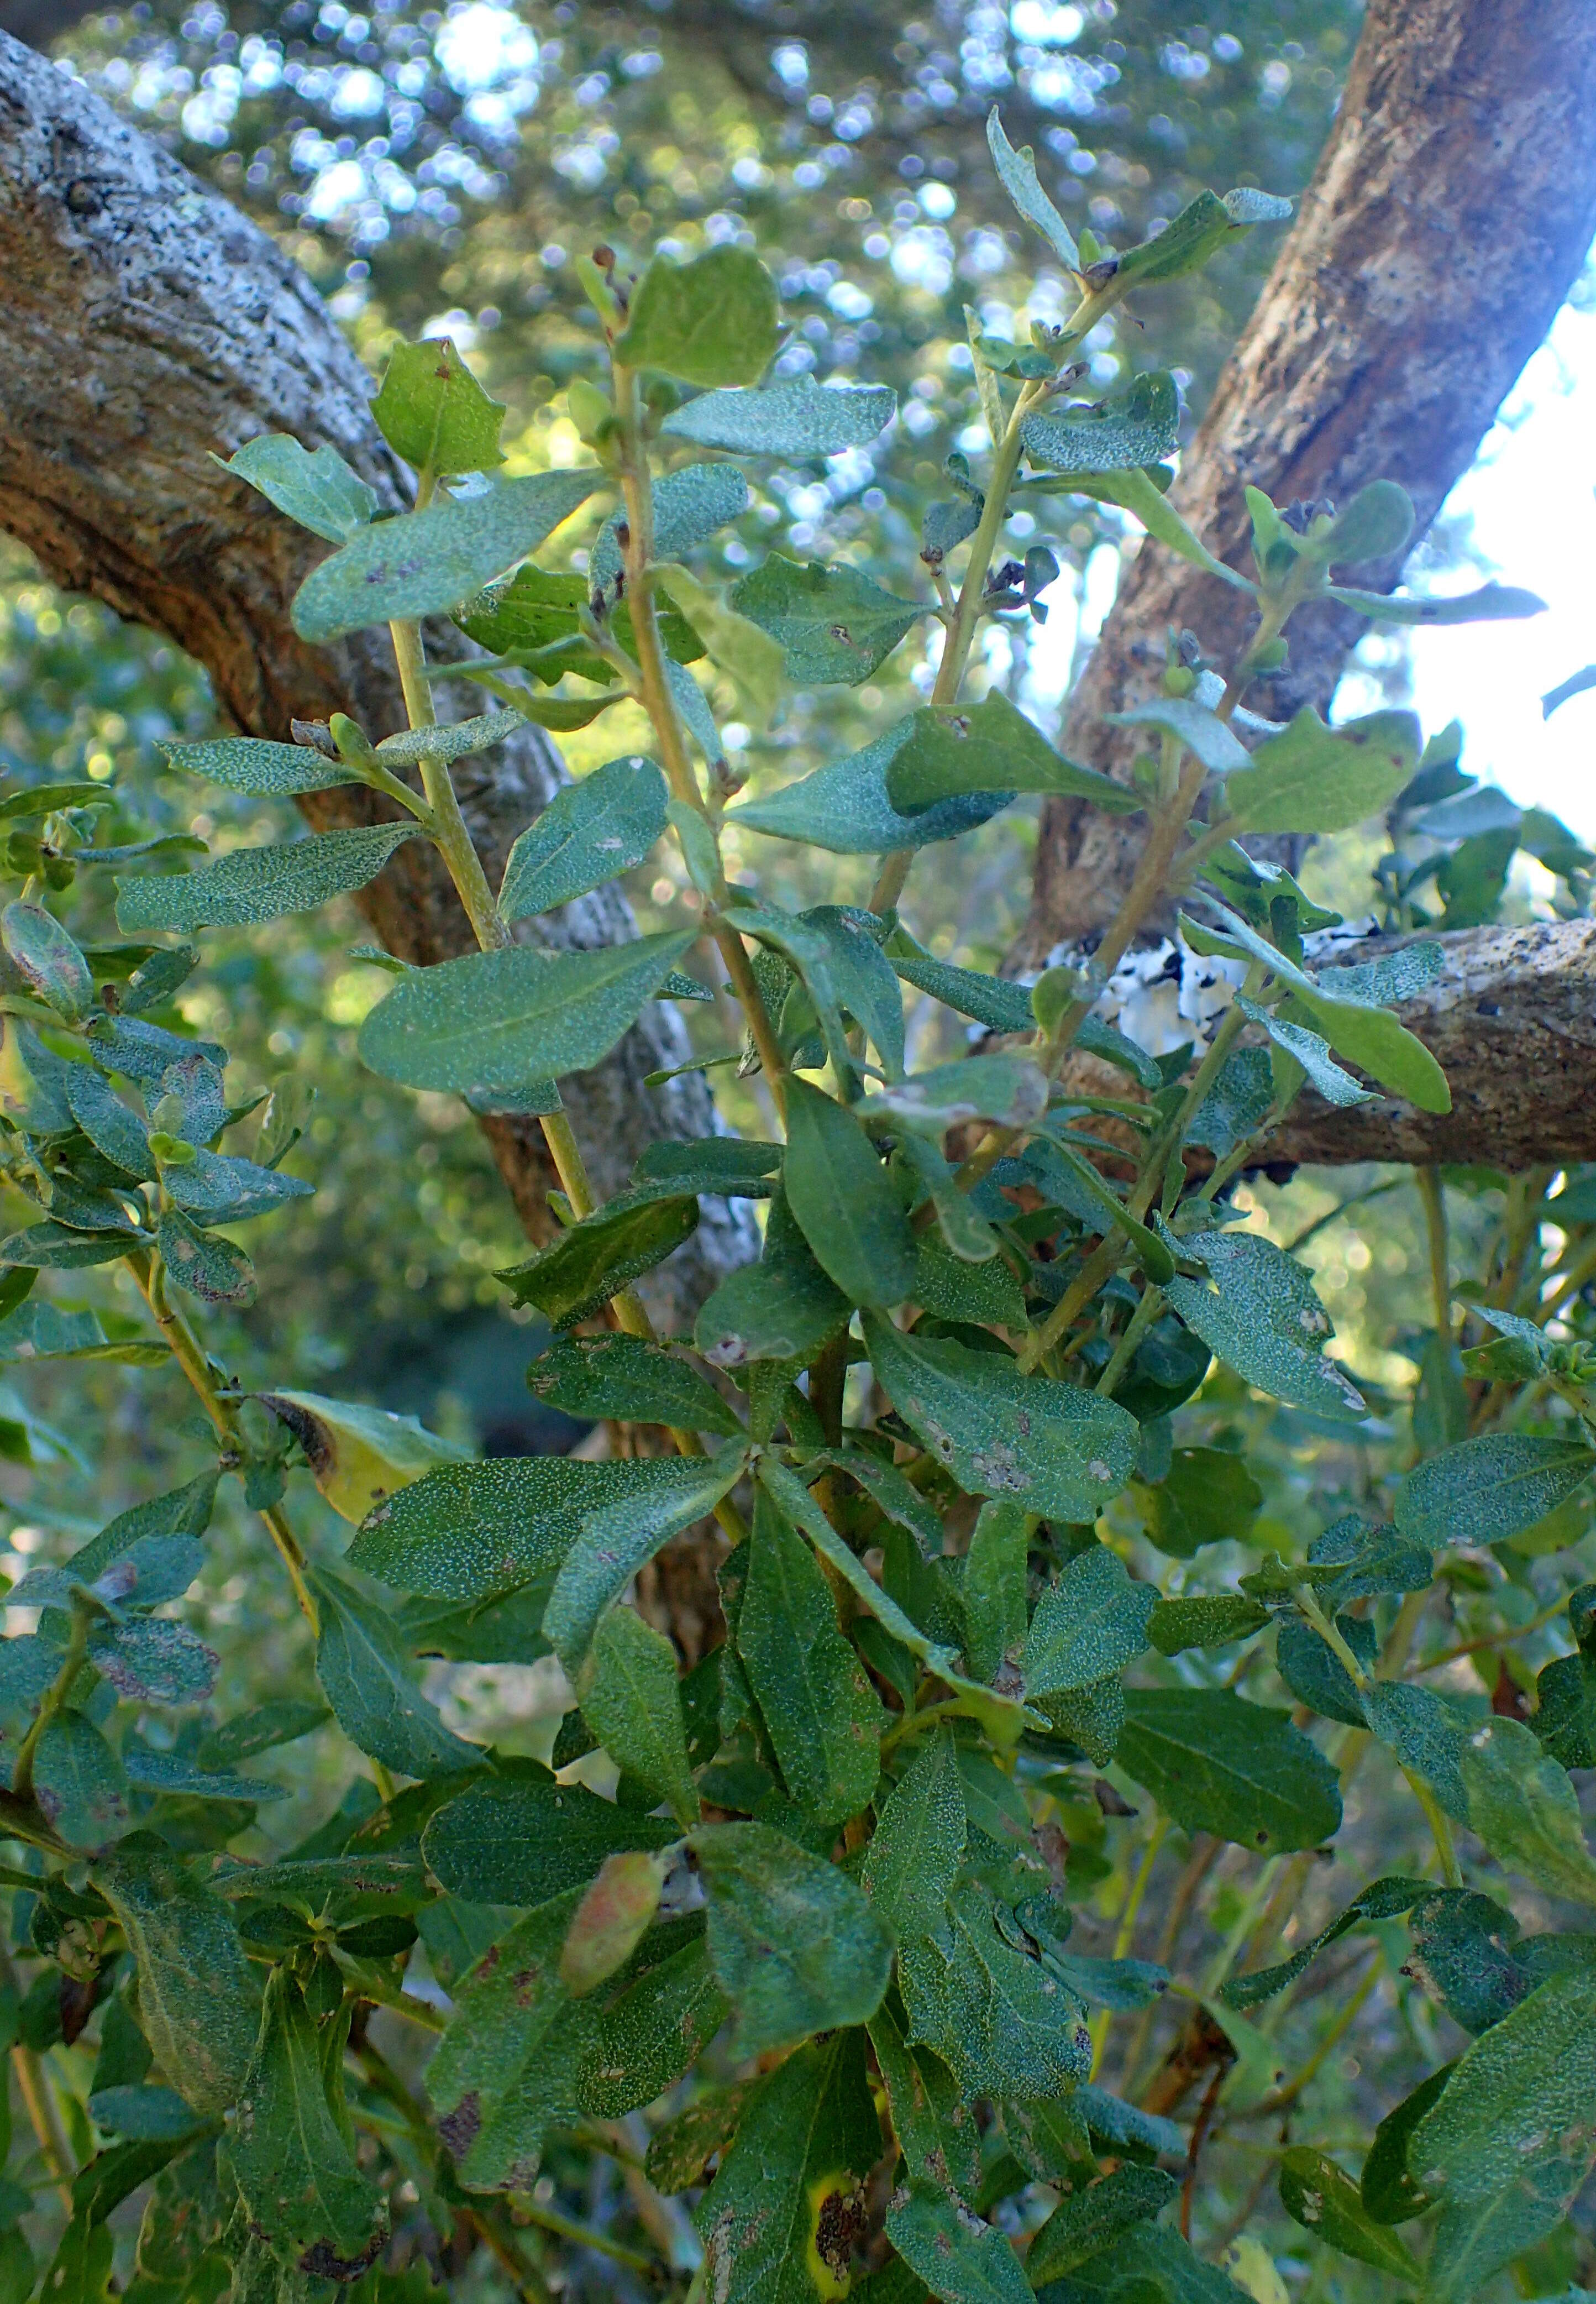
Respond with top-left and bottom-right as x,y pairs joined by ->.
7,8 -> 1596,2286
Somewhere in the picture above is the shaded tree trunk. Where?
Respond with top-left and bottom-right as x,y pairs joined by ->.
1009,0 -> 1596,1167
0,32 -> 755,1319
1016,0 -> 1596,964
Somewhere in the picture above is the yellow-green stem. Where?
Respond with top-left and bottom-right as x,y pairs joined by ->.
10,1605 -> 91,1802
130,1249 -> 319,1631
868,287 -> 1119,917
610,363 -> 789,1114
1402,1764 -> 1463,1887
1415,1167 -> 1452,1340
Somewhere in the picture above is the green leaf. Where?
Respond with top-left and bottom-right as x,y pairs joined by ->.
199,1704 -> 329,1775
371,336 -> 506,474
1226,708 -> 1419,835
1147,1596 -> 1270,1659
33,1713 -> 131,1850
90,1617 -> 217,1705
496,1186 -> 699,1327
1325,579 -> 1546,626
423,1761 -> 675,1905
34,2219 -> 111,2304
663,378 -> 896,456
729,721 -> 1013,856
1310,480 -> 1416,568
581,1606 -> 700,1826
526,1334 -> 742,1436
1058,465 -> 1253,591
691,1820 -> 893,2055
93,1839 -> 258,2116
217,435 -> 379,541
728,554 -> 925,686
986,106 -> 1079,269
886,2192 -> 1032,2304
594,463 -> 748,595
1234,995 -> 1375,1108
1024,1545 -> 1155,1702
1410,1968 -> 1596,2301
226,1967 -> 385,2276
900,1878 -> 1092,2102
869,2001 -> 980,2203
1138,1445 -> 1263,1560
760,1458 -> 1040,1750
542,1445 -> 748,1669
1020,373 -> 1180,475
1115,189 -> 1282,288
1277,2148 -> 1418,2279
257,1389 -> 467,1524
358,928 -> 692,1094
154,1209 -> 254,1305
292,470 -> 597,642
863,1055 -> 1048,1136
116,823 -> 421,933
1397,1432 -> 1596,1548
695,1227 -> 851,1370
1025,2166 -> 1179,2285
350,1450 -> 709,1599
647,2083 -> 756,2195
1116,1688 -> 1343,1852
161,742 -> 352,806
1028,1130 -> 1175,1282
1180,900 -> 1451,1112
59,1064 -> 152,1178
1103,697 -> 1250,774
959,1501 -> 1030,1687
862,1732 -> 967,1939
1275,1615 -> 1374,1727
634,1136 -> 783,1196
885,693 -> 1140,815
1359,2062 -> 1455,2224
309,1564 -> 483,1780
912,1232 -> 1022,1324
693,2033 -> 883,2304
1458,1715 -> 1596,1904
577,1931 -> 728,2116
799,907 -> 906,1080
656,565 -> 786,711
1164,1227 -> 1367,1420
2,902 -> 93,1018
426,1889 -> 595,2190
862,1311 -> 1138,1522
370,708 -> 522,767
739,1486 -> 884,1826
614,245 -> 779,387
456,562 -> 703,682
783,1077 -> 916,1308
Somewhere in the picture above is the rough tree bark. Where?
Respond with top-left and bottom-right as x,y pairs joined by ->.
1011,0 -> 1596,1169
2,27 -> 1595,1179
0,33 -> 757,1320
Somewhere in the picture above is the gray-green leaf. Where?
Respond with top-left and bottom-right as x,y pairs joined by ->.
292,470 -> 599,642
728,554 -> 925,685
1116,1687 -> 1342,1852
783,1077 -> 916,1308
862,1310 -> 1138,1521
885,692 -> 1140,814
499,755 -> 668,921
738,1486 -> 884,1826
116,824 -> 422,932
358,929 -> 694,1094
581,1606 -> 700,1826
691,1820 -> 893,2055
663,378 -> 895,456
309,1563 -> 484,1780
217,435 -> 378,542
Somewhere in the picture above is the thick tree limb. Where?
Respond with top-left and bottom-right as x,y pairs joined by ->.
0,32 -> 755,1318
1011,0 -> 1596,1168
1264,919 -> 1596,1171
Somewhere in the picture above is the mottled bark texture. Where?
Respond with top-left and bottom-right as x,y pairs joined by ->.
1014,0 -> 1596,1167
0,33 -> 756,1321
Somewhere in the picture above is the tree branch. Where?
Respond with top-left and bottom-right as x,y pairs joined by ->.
1013,0 -> 1596,974
0,32 -> 755,1316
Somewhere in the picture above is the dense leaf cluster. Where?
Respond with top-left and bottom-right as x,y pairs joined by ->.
3,104 -> 1595,2304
